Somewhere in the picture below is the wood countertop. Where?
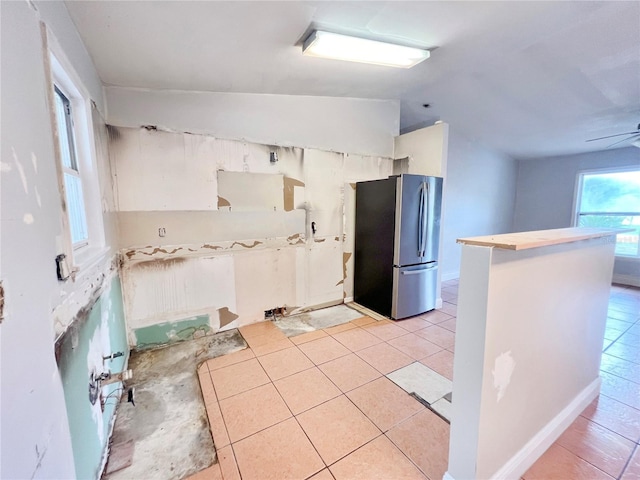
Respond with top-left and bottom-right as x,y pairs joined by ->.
457,227 -> 626,251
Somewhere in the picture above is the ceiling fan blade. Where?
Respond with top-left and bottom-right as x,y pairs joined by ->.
586,130 -> 640,142
606,135 -> 638,149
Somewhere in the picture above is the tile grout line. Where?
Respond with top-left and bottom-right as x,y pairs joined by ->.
617,444 -> 639,480
533,443 -> 616,480
577,410 -> 640,447
382,425 -> 435,479
260,356 -> 330,479
263,339 -> 364,477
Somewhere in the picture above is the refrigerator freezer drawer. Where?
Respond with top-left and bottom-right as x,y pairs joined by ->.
391,263 -> 438,319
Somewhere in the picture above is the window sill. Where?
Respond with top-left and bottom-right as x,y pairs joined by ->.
73,245 -> 111,274
614,255 -> 640,262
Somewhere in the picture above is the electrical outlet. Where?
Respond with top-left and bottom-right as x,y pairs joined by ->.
158,227 -> 166,237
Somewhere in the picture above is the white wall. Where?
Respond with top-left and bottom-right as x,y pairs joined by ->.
513,147 -> 640,285
1,1 -> 120,478
439,128 -> 518,280
394,122 -> 449,177
105,86 -> 399,158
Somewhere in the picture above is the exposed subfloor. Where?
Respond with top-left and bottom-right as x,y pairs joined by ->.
105,330 -> 248,480
274,304 -> 364,337
104,304 -> 366,480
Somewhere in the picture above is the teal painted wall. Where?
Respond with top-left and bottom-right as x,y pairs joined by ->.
58,276 -> 128,480
134,315 -> 210,350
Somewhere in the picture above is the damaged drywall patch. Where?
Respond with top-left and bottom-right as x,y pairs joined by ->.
23,213 -> 34,224
218,307 -> 239,328
336,252 -> 352,287
283,177 -> 305,212
287,233 -> 304,245
134,315 -> 211,350
53,257 -> 119,346
230,240 -> 262,249
492,350 -> 516,403
217,196 -> 230,208
56,276 -> 128,480
130,257 -> 188,270
138,247 -> 183,257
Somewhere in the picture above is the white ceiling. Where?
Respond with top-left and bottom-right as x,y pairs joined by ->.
65,1 -> 640,160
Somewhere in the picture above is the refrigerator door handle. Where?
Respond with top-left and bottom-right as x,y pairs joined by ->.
401,266 -> 437,275
423,180 -> 430,259
418,182 -> 425,257
417,181 -> 429,258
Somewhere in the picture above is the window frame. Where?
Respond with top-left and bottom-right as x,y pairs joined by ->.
48,48 -> 106,271
53,84 -> 89,250
572,166 -> 640,260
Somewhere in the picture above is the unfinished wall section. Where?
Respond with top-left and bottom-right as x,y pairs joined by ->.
110,126 -> 393,347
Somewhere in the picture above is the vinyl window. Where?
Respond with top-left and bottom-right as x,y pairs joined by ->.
574,168 -> 640,258
53,85 -> 88,247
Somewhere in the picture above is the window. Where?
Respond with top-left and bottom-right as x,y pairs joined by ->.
48,50 -> 105,268
574,168 -> 640,257
53,85 -> 88,247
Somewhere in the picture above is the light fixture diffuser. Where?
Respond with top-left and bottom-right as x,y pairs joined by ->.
302,30 -> 430,68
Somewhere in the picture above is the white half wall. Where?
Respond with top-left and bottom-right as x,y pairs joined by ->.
448,235 -> 615,479
513,147 -> 640,285
105,86 -> 399,158
440,129 -> 518,281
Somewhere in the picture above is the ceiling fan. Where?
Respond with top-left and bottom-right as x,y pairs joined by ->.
586,123 -> 640,149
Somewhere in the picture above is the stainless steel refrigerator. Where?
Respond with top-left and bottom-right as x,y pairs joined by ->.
354,174 -> 443,319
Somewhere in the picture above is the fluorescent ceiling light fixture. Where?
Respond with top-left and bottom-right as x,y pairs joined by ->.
302,30 -> 430,68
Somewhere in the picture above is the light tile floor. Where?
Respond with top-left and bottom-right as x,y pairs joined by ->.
189,281 -> 640,480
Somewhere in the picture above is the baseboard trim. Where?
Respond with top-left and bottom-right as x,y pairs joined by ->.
343,296 -> 354,303
436,297 -> 443,309
491,377 -> 601,479
443,377 -> 600,480
612,273 -> 640,287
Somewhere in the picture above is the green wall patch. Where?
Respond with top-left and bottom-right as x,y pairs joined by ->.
134,315 -> 211,350
58,276 -> 128,480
